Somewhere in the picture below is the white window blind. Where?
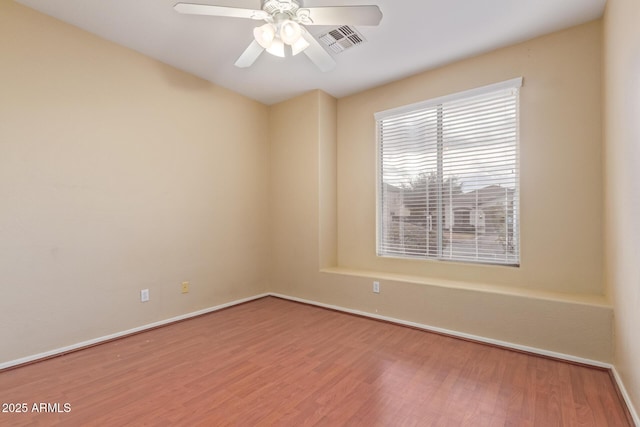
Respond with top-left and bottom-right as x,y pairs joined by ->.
376,78 -> 521,266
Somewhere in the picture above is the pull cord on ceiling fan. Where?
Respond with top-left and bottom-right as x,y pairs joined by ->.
174,0 -> 383,71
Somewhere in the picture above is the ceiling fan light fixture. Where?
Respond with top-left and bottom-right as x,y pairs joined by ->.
253,23 -> 276,49
291,35 -> 310,56
280,20 -> 302,45
174,1 -> 382,71
266,38 -> 285,57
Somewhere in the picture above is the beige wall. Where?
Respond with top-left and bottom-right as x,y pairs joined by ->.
0,2 -> 269,362
338,21 -> 604,296
269,92 -> 321,295
268,90 -> 338,293
268,23 -> 612,362
604,0 -> 640,414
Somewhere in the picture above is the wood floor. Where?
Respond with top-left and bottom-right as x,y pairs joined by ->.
0,297 -> 632,426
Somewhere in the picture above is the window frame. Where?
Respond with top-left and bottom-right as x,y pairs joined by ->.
375,77 -> 523,266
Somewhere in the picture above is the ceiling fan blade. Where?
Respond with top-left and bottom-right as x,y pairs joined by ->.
301,29 -> 336,72
234,40 -> 265,68
298,5 -> 382,26
174,3 -> 269,20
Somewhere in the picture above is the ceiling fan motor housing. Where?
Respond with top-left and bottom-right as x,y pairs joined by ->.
263,0 -> 300,16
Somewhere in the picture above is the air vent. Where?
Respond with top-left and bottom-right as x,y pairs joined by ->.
318,26 -> 367,54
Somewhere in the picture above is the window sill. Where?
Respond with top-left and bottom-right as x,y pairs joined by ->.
319,266 -> 610,308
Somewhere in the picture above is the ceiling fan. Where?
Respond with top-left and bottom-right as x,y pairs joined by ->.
174,0 -> 383,72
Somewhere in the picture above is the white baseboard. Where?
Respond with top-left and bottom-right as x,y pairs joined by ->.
2,291 -> 637,425
611,366 -> 640,426
0,293 -> 269,371
268,293 -> 611,368
270,293 -> 640,425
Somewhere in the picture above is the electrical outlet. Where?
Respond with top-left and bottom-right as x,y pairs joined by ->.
373,281 -> 380,294
140,289 -> 150,302
181,281 -> 189,294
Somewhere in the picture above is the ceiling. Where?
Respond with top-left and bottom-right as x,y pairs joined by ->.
14,0 -> 606,105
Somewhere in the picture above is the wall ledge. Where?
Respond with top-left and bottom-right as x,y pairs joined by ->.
320,267 -> 611,308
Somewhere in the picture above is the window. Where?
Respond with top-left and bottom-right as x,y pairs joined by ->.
376,78 -> 522,266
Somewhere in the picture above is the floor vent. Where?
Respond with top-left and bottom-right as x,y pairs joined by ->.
318,25 -> 367,54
